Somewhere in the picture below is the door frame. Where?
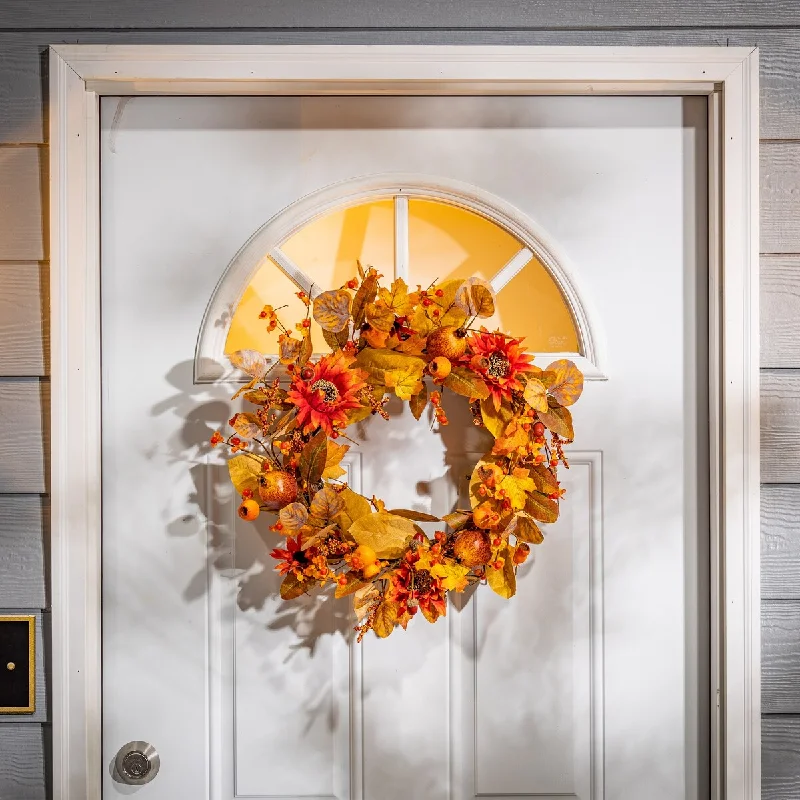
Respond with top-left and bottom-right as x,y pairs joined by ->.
49,44 -> 760,800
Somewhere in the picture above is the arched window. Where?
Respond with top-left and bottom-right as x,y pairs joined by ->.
195,176 -> 604,382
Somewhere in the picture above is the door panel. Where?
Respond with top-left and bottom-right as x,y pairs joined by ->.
100,94 -> 708,799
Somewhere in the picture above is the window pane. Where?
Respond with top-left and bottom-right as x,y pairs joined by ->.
408,199 -> 579,353
281,199 -> 394,287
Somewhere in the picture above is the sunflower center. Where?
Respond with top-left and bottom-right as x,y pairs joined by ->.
413,569 -> 434,596
310,379 -> 340,404
487,351 -> 510,379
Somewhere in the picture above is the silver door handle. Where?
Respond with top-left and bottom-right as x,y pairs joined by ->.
113,740 -> 160,785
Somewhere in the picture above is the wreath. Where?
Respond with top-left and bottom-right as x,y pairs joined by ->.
211,264 -> 583,640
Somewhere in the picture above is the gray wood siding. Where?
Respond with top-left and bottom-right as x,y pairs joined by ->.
0,263 -> 48,377
0,497 -> 46,608
1,1 -> 800,29
0,10 -> 796,797
0,724 -> 46,800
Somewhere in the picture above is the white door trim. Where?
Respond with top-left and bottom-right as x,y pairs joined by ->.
49,44 -> 760,800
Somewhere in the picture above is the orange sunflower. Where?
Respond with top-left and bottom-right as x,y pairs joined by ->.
287,350 -> 368,436
467,330 -> 535,410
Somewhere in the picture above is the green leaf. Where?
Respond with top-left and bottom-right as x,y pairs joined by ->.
298,430 -> 327,486
443,366 -> 490,400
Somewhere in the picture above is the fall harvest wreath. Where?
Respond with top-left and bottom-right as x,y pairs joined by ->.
211,265 -> 583,640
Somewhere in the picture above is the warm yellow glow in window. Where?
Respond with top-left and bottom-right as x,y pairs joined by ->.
225,195 -> 579,357
407,200 -> 578,352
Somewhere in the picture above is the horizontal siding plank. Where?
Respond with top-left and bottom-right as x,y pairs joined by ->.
762,486 -> 800,599
0,146 -> 43,260
0,1 -> 797,29
762,256 -> 800,368
0,29 -> 789,143
0,497 -> 46,608
0,724 -> 46,800
764,715 -> 800,800
763,601 -> 800,712
762,370 -> 800,483
0,380 -> 47,494
762,142 -> 800,255
0,611 -> 47,724
0,263 -> 47,377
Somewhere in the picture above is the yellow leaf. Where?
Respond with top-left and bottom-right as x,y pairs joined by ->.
384,362 -> 425,401
525,491 -> 560,524
507,512 -> 544,544
500,472 -> 536,511
455,278 -> 496,318
322,440 -> 350,480
297,331 -> 313,367
395,333 -> 428,356
408,305 -> 435,336
336,487 -> 373,533
387,508 -> 440,522
229,349 -> 271,379
486,544 -> 516,599
310,485 -> 344,520
432,279 -> 470,328
409,381 -> 428,420
313,289 -> 352,332
538,405 -> 574,440
278,335 -> 303,365
335,571 -> 368,598
492,417 -> 530,456
361,325 -> 389,348
442,510 -> 472,531
352,269 -> 379,328
356,348 -> 426,388
280,572 -> 307,600
443,366 -> 490,400
278,502 -> 309,533
377,278 -> 414,318
431,561 -> 470,592
227,454 -> 265,496
546,359 -> 584,407
523,378 -> 549,413
480,398 -> 513,438
530,465 -> 559,495
298,430 -> 327,485
348,511 -> 416,559
373,600 -> 398,638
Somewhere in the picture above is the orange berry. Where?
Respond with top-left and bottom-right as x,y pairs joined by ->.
428,356 -> 452,380
435,289 -> 444,297
351,544 -> 378,571
338,574 -> 349,586
533,422 -> 545,437
362,563 -> 381,579
513,543 -> 531,565
238,499 -> 260,521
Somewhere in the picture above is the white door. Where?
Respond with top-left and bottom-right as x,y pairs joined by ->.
100,94 -> 709,799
